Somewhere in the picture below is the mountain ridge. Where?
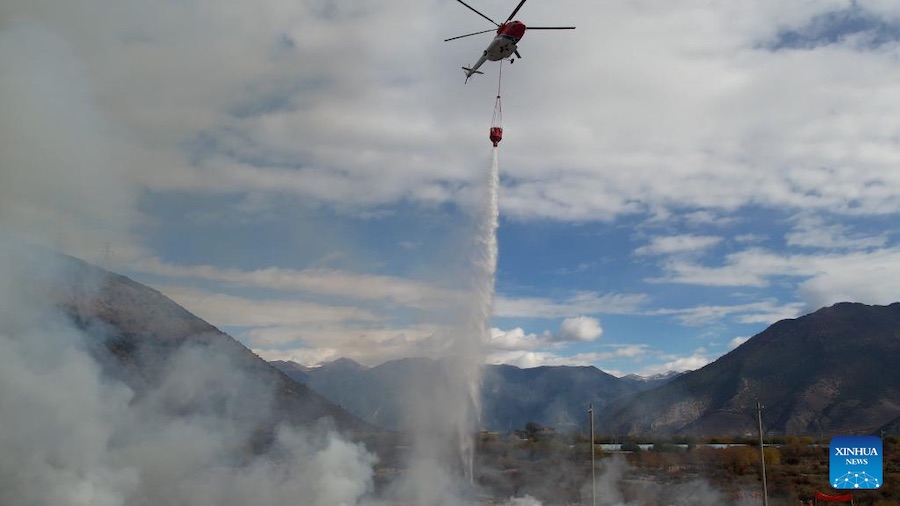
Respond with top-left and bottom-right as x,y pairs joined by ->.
271,302 -> 900,437
20,247 -> 371,436
272,357 -> 672,431
602,301 -> 900,437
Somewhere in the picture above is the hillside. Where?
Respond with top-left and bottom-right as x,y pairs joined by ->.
602,302 -> 900,437
23,247 -> 370,435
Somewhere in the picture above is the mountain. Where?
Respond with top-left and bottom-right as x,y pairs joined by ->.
269,359 -> 311,383
21,247 -> 370,436
623,371 -> 686,385
271,357 -> 669,431
291,357 -> 437,430
480,364 -> 648,431
602,302 -> 900,437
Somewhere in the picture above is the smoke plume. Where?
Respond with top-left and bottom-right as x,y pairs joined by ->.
0,244 -> 380,506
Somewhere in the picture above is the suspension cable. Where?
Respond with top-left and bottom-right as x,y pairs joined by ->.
492,60 -> 503,128
497,59 -> 503,97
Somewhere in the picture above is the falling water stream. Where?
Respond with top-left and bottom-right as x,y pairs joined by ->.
403,147 -> 501,505
461,145 -> 501,479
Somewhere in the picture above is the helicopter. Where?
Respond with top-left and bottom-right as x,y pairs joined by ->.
444,0 -> 575,83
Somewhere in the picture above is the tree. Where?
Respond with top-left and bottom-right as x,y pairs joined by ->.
524,421 -> 544,442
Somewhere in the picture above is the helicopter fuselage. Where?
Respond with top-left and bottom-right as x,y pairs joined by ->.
485,21 -> 526,60
464,21 -> 526,80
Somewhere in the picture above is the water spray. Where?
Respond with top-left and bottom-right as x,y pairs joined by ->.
401,58 -> 505,506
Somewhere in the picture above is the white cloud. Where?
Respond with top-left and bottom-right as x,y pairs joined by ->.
486,316 -> 648,370
558,316 -> 603,342
488,316 -> 602,352
489,327 -> 550,352
494,291 -> 647,318
8,0 -> 900,223
683,211 -> 739,227
729,336 -> 750,349
243,324 -> 448,367
495,3 -> 900,221
252,347 -> 342,368
485,350 -> 565,369
786,215 -> 887,250
637,350 -> 712,376
735,233 -> 767,244
652,246 -> 900,311
653,300 -> 803,326
7,0 -> 900,378
635,235 -> 722,257
152,282 -> 465,367
137,257 -> 460,310
795,250 -> 900,311
651,248 -> 798,287
485,346 -> 650,370
157,285 -> 381,328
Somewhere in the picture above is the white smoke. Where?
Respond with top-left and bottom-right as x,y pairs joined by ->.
0,12 -> 380,503
0,245 -> 378,506
574,454 -> 747,506
502,496 -> 543,506
0,19 -> 140,260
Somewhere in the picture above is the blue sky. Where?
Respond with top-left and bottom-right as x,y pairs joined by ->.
3,0 -> 900,376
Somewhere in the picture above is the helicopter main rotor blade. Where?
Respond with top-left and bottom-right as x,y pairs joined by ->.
526,26 -> 577,30
506,0 -> 529,22
444,28 -> 497,42
453,0 -> 499,26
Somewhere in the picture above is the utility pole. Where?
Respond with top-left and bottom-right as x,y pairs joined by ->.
101,242 -> 112,269
588,403 -> 596,506
757,402 -> 769,506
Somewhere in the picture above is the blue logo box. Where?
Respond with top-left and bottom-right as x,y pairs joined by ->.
830,436 -> 882,489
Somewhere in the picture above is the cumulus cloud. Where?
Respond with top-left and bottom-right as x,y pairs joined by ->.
485,317 -> 648,370
558,316 -> 603,342
489,327 -> 551,352
489,316 -> 602,351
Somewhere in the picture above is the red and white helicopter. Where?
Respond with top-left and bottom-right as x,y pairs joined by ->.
445,0 -> 575,83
